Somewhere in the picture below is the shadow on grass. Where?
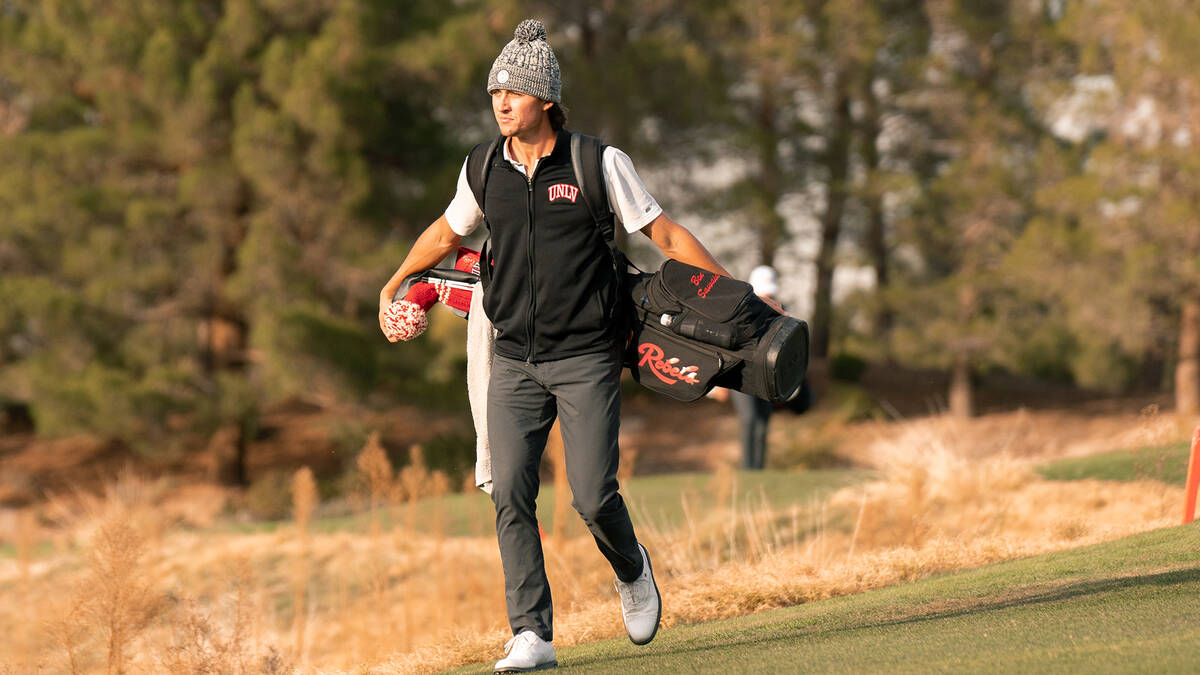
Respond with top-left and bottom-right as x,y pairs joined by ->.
558,565 -> 1200,670
843,565 -> 1200,633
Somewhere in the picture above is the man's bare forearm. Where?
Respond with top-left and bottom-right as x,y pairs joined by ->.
640,214 -> 731,277
379,215 -> 463,308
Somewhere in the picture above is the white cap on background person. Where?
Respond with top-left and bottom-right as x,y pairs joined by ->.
748,265 -> 779,297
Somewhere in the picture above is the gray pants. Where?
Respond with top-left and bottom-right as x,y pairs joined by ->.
732,390 -> 773,470
488,346 -> 642,642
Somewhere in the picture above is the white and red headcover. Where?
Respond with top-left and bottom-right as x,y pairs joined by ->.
382,247 -> 480,342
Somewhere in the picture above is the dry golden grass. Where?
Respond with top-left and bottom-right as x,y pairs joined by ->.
0,413 -> 1188,674
827,404 -> 1197,466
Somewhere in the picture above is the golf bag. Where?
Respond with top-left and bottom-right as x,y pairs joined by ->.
624,259 -> 810,404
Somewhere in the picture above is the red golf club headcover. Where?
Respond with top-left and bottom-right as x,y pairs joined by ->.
382,247 -> 480,342
383,282 -> 438,342
438,247 -> 480,314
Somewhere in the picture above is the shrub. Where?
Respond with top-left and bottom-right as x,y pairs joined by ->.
245,470 -> 294,521
830,352 -> 868,382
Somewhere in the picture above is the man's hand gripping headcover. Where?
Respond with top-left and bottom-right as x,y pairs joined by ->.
381,247 -> 481,342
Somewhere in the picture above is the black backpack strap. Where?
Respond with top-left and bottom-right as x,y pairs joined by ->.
570,130 -> 635,273
569,131 -> 615,244
466,135 -> 501,210
466,136 -> 501,290
570,131 -> 640,344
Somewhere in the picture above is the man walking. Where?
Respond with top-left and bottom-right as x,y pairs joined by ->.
733,266 -> 782,469
709,265 -> 784,470
379,19 -> 730,672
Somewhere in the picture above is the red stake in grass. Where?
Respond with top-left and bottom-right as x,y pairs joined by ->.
1184,426 -> 1200,525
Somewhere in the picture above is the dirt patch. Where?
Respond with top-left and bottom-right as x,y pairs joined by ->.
830,404 -> 1192,470
0,400 -> 472,508
0,435 -> 132,507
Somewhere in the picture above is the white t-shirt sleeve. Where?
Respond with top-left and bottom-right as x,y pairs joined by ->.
444,157 -> 485,237
603,147 -> 663,234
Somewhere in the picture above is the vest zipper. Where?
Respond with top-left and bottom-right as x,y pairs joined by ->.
524,172 -> 537,363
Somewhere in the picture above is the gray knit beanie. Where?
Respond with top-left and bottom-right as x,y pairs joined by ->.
487,19 -> 561,103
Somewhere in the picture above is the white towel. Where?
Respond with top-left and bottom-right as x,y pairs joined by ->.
466,281 -> 495,494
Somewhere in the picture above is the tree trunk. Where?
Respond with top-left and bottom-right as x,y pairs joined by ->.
811,76 -> 853,358
949,350 -> 974,418
202,310 -> 246,372
860,71 -> 892,350
751,68 -> 786,265
1176,295 -> 1200,415
205,211 -> 252,486
949,283 -> 976,418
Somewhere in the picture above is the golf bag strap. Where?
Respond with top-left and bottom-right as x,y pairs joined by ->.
466,136 -> 501,291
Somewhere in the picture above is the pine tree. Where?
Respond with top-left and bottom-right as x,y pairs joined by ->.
0,1 -> 491,472
1052,1 -> 1200,413
885,0 -> 1060,416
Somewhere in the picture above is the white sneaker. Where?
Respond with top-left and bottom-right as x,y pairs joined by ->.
494,630 -> 557,673
614,542 -> 662,645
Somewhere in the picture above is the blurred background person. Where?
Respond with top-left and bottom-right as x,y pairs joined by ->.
711,265 -> 783,470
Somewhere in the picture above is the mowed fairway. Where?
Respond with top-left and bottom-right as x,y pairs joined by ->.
450,523 -> 1200,673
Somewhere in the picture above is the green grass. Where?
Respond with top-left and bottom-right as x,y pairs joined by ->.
0,540 -> 56,559
1037,442 -> 1192,485
449,523 -> 1200,673
211,468 -> 871,539
618,469 -> 870,534
16,468 -> 865,559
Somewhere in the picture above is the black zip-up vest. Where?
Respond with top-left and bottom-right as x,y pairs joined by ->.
481,130 -> 618,362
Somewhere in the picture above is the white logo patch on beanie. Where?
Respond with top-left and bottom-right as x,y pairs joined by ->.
497,69 -> 510,84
